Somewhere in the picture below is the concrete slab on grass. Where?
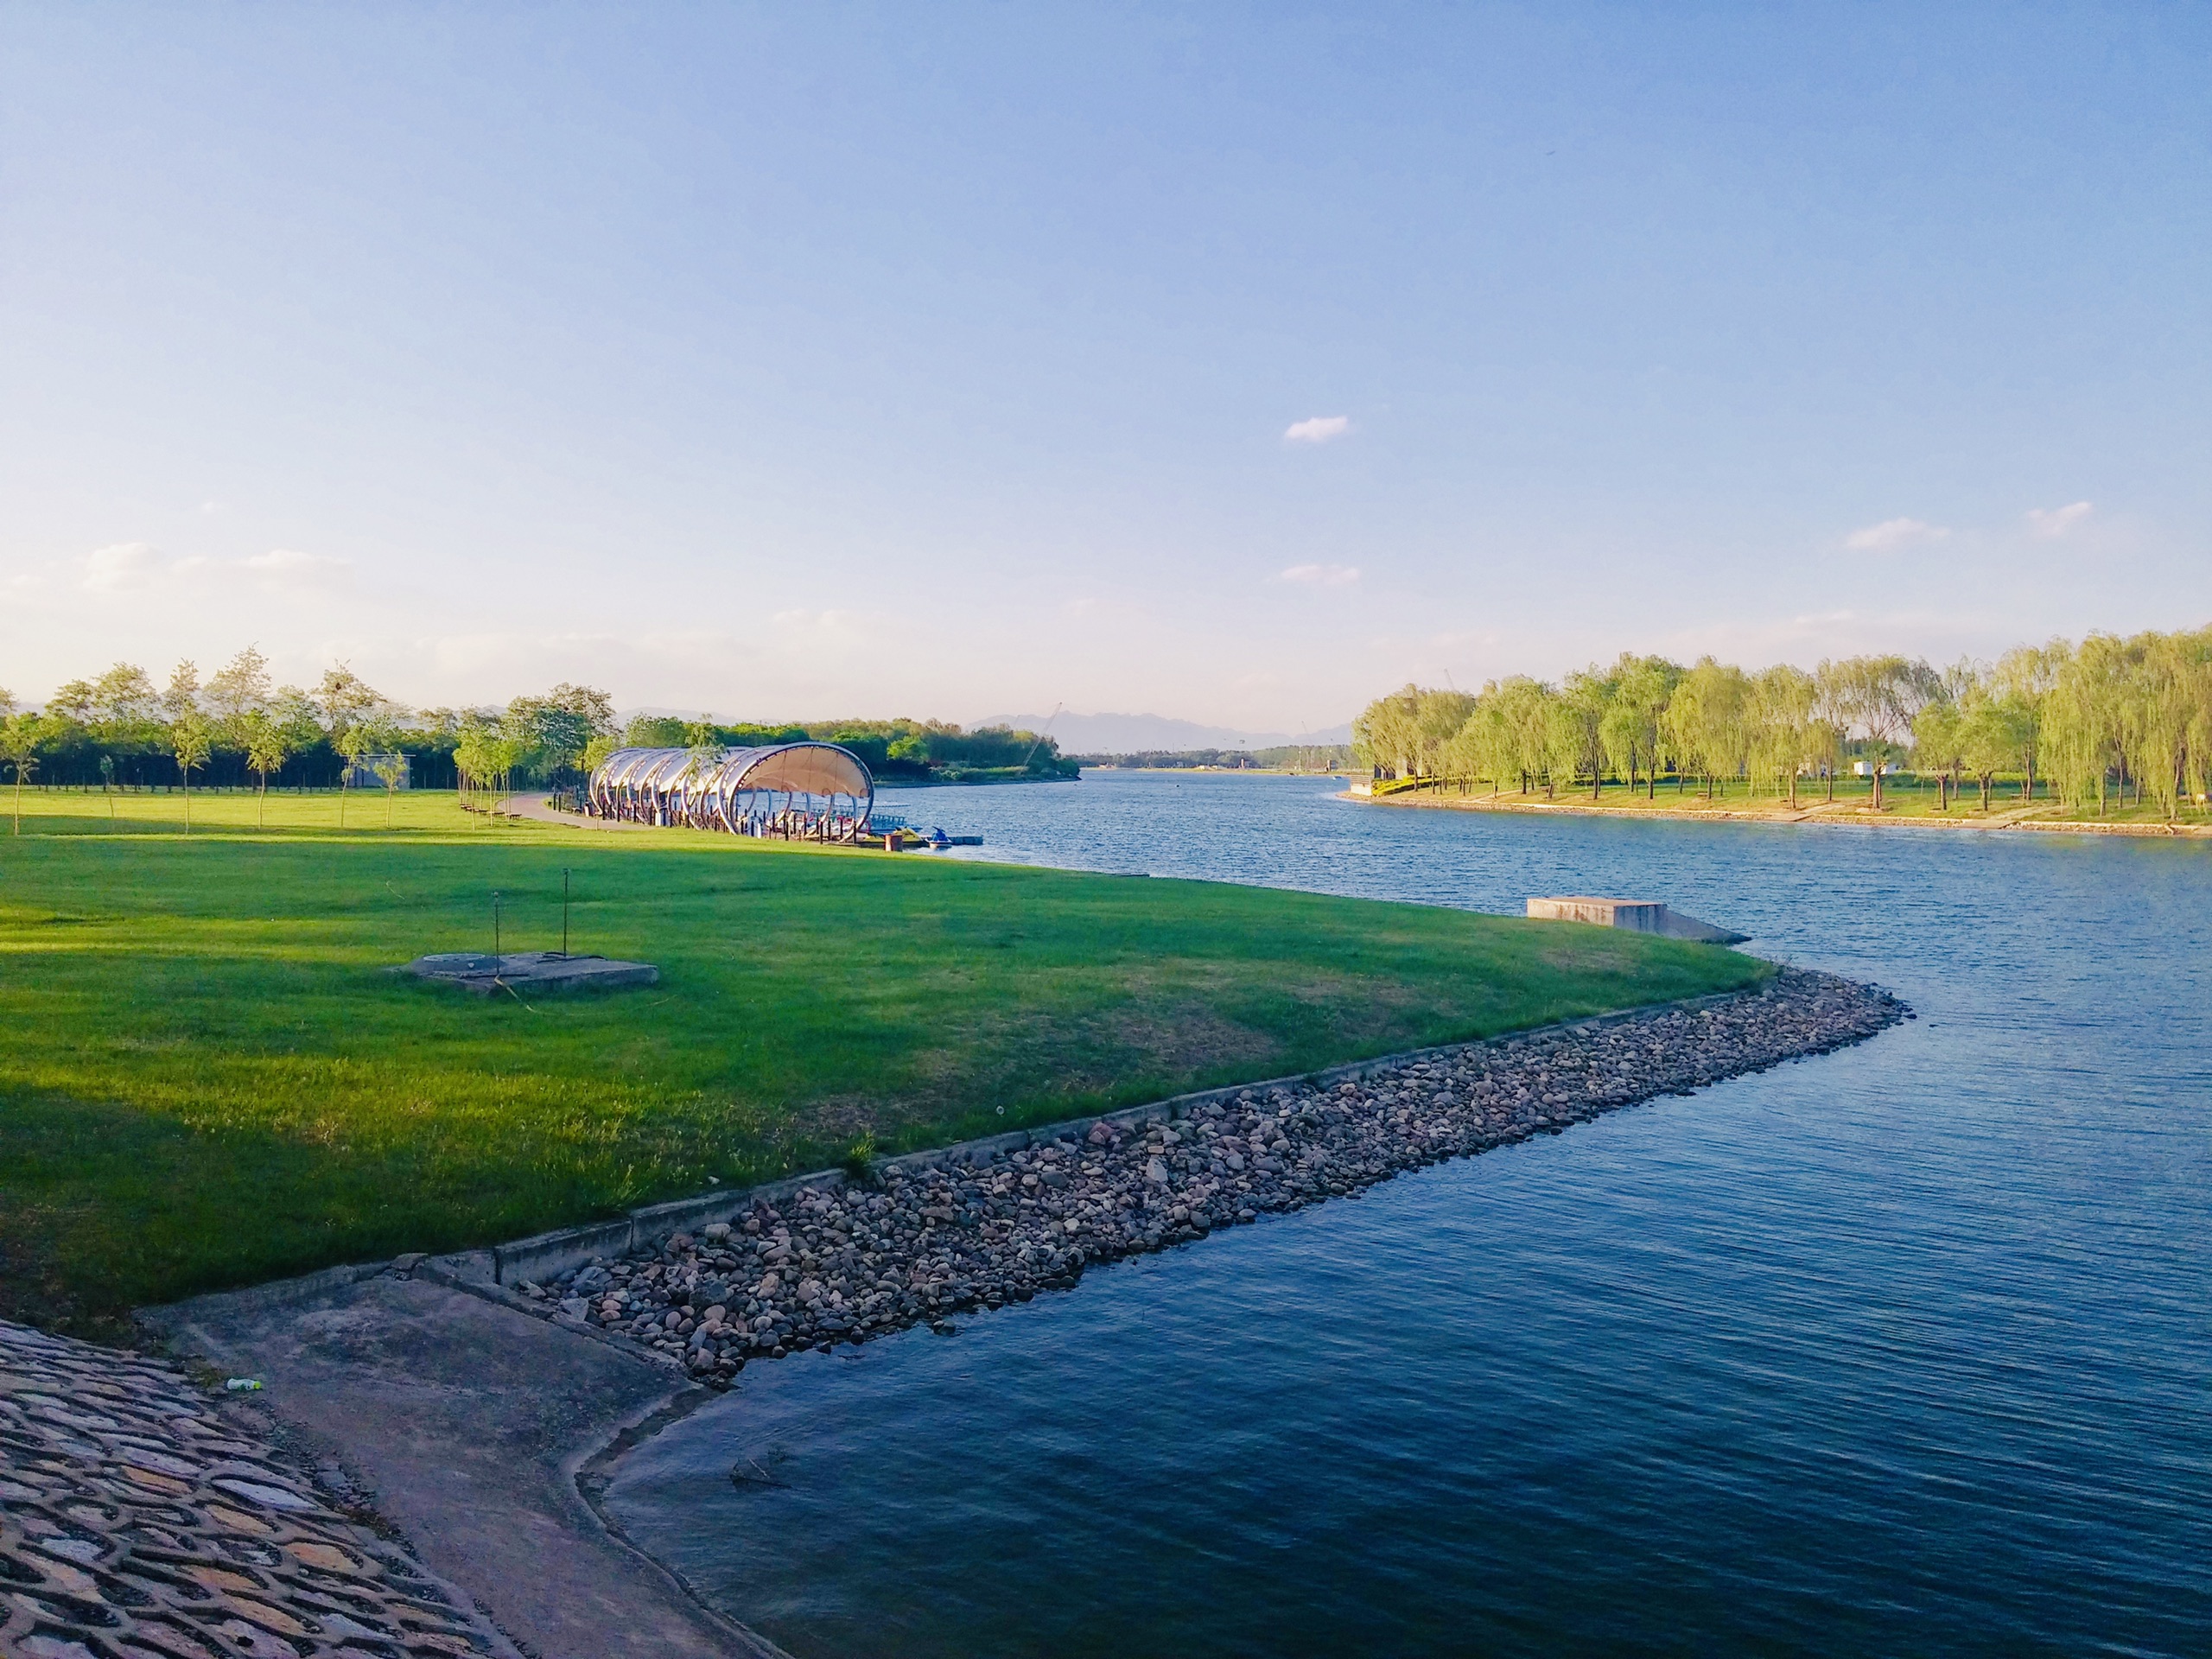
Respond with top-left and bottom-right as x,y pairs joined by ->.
397,950 -> 660,995
148,1271 -> 785,1659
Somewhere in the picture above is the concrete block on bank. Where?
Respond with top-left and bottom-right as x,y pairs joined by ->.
1527,896 -> 1749,944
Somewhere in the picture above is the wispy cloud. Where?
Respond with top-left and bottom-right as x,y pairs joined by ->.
83,543 -> 168,591
1843,517 -> 1948,553
1283,415 -> 1351,445
2024,500 -> 2093,538
768,607 -> 871,650
224,549 -> 351,589
1279,563 -> 1361,587
79,543 -> 351,594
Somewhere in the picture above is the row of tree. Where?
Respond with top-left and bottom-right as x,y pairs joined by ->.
0,649 -> 1076,830
610,715 -> 1077,782
1351,628 -> 2212,819
1067,744 -> 1360,772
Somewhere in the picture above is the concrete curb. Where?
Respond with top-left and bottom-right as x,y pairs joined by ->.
570,1392 -> 799,1659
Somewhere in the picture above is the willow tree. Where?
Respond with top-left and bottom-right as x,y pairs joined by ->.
1446,690 -> 1510,796
2186,627 -> 2212,814
2045,634 -> 2133,814
1957,688 -> 2030,813
1414,690 -> 1477,785
1664,658 -> 1750,800
1747,664 -> 1816,807
1913,696 -> 1964,811
1479,677 -> 1552,795
1924,658 -> 1991,811
2128,629 -> 2212,821
1600,654 -> 1681,798
1352,685 -> 1423,782
1550,668 -> 1615,799
1992,640 -> 2063,803
1816,654 -> 1936,810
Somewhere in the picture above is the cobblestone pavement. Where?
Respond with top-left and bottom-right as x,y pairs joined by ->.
1,1318 -> 519,1659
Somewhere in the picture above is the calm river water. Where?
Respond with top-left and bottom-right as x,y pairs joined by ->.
609,774 -> 2211,1656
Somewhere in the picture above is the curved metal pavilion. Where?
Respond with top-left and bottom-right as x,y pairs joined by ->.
587,742 -> 875,840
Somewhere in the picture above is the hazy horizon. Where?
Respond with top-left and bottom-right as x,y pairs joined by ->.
5,6 -> 2206,731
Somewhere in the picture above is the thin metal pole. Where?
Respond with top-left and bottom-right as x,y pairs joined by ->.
562,868 -> 570,957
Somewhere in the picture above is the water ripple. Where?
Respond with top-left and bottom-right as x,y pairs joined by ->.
610,777 -> 2212,1657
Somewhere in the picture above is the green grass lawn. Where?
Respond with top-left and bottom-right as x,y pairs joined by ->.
0,789 -> 1767,1335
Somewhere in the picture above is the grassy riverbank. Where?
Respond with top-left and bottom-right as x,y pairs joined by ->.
1363,775 -> 2212,833
0,791 -> 1765,1334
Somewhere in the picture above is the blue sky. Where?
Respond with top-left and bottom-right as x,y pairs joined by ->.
3,4 -> 2206,729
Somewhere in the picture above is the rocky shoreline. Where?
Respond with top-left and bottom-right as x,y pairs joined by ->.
523,969 -> 1907,1383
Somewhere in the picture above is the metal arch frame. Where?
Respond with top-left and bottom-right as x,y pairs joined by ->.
586,743 -> 876,841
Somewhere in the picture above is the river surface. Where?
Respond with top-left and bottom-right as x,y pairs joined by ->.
609,773 -> 2212,1656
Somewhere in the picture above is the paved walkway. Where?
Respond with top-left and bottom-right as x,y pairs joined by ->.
1,1316 -> 520,1658
147,1266 -> 785,1659
496,794 -> 654,831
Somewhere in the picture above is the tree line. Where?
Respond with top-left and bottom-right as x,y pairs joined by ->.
1070,744 -> 1360,772
1351,627 -> 2212,820
613,715 -> 1077,784
0,648 -> 1074,832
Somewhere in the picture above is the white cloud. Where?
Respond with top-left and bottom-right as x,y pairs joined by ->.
2024,500 -> 2093,538
1279,563 -> 1361,587
1843,517 -> 1948,553
1283,415 -> 1351,445
769,607 -> 866,645
83,543 -> 168,591
79,543 -> 351,594
226,548 -> 351,589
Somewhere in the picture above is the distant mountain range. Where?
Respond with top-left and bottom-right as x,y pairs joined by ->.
979,712 -> 1355,754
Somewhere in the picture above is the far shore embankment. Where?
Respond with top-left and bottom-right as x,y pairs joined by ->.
1345,786 -> 2212,840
